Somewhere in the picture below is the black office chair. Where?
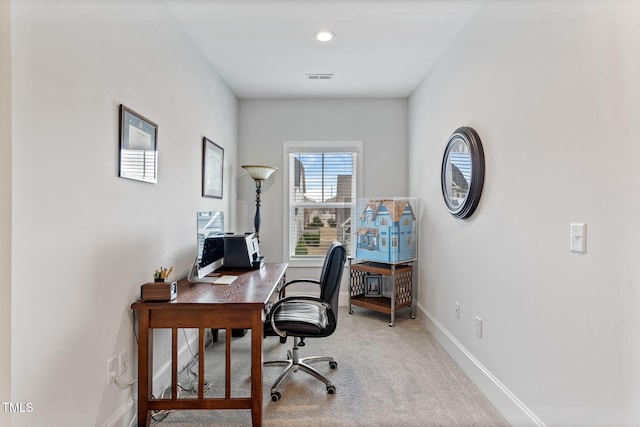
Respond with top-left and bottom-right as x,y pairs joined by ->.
263,241 -> 347,401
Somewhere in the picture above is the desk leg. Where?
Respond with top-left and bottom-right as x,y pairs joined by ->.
137,310 -> 152,427
250,311 -> 263,427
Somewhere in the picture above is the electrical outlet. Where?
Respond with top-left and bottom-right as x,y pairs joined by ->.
118,350 -> 128,376
107,355 -> 118,385
475,316 -> 483,338
455,302 -> 460,319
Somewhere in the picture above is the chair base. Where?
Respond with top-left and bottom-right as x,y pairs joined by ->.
264,336 -> 337,401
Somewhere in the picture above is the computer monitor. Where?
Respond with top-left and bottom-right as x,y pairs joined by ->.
188,211 -> 225,283
200,235 -> 225,276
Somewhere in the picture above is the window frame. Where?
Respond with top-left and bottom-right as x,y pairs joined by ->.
282,141 -> 363,267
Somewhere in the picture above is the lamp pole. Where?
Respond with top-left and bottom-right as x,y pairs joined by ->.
253,179 -> 264,242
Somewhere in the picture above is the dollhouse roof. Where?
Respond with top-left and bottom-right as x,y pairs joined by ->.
359,199 -> 416,222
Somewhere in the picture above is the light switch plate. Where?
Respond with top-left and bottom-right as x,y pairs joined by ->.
570,223 -> 586,253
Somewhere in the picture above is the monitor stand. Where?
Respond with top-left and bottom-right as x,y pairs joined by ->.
187,257 -> 220,284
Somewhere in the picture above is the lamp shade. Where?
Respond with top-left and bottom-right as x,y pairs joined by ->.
242,165 -> 278,181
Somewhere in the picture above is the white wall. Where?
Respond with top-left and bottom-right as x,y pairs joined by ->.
10,0 -> 237,425
238,98 -> 408,282
0,0 -> 12,425
409,1 -> 640,425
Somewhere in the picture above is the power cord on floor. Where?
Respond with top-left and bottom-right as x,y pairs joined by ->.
149,379 -> 212,423
150,387 -> 173,422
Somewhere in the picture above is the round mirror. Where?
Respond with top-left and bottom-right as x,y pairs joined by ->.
441,127 -> 485,219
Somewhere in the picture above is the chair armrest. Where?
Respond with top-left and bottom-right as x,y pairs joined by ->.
269,296 -> 331,338
278,279 -> 321,298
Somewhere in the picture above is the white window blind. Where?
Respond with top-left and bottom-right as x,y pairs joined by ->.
287,149 -> 357,260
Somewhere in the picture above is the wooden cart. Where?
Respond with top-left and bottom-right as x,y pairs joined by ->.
348,259 -> 415,326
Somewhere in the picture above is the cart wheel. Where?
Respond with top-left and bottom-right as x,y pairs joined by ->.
327,385 -> 336,394
410,313 -> 416,319
349,309 -> 353,314
388,322 -> 394,327
271,391 -> 281,402
329,361 -> 338,369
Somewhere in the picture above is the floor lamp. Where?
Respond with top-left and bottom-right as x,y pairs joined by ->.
242,165 -> 278,242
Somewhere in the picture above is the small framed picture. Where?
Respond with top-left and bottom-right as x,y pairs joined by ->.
119,104 -> 158,184
365,274 -> 382,297
202,137 -> 224,198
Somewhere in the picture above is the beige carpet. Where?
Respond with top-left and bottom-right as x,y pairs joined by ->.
152,307 -> 510,426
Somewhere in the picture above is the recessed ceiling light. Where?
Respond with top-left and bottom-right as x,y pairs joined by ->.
314,31 -> 335,42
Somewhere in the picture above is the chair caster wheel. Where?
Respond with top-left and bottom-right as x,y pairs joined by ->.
329,361 -> 338,369
279,336 -> 287,344
327,385 -> 336,394
271,391 -> 281,402
410,313 -> 416,319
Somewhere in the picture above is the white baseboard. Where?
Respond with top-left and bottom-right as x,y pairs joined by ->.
103,329 -> 201,427
416,302 -> 546,427
101,397 -> 135,427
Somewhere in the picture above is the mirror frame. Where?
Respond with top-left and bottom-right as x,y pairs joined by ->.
440,126 -> 485,219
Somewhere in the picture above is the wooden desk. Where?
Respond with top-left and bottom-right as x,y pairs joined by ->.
131,263 -> 287,427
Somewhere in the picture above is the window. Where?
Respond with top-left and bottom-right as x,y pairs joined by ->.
284,141 -> 362,265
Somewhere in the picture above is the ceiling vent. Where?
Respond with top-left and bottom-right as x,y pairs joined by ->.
306,74 -> 334,80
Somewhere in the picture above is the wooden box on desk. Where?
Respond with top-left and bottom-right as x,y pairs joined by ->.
141,281 -> 177,301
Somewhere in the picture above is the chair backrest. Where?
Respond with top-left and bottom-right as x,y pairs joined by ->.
318,241 -> 347,324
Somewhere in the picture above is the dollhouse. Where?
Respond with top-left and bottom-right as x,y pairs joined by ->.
354,198 -> 417,263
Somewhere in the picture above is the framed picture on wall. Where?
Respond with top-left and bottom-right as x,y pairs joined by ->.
365,274 -> 382,297
119,104 -> 158,184
202,137 -> 223,198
